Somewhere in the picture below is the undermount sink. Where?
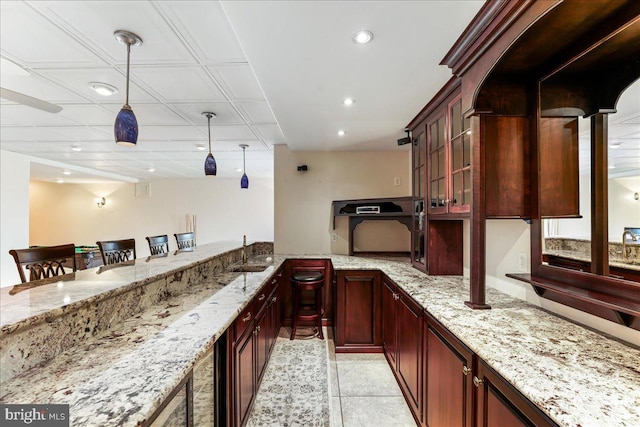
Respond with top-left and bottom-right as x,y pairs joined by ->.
230,264 -> 268,273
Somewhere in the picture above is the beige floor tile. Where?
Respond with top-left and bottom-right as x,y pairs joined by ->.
330,396 -> 343,427
341,396 -> 416,427
336,360 -> 402,397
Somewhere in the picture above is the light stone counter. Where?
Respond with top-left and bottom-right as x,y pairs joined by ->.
1,252 -> 639,427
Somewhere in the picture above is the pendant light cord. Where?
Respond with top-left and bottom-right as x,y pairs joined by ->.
207,114 -> 212,154
125,43 -> 131,107
243,146 -> 246,172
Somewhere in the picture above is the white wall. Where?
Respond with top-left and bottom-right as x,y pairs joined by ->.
27,178 -> 274,266
0,150 -> 31,286
274,145 -> 412,254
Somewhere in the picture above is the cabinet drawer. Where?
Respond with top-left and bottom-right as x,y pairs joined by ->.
234,301 -> 255,342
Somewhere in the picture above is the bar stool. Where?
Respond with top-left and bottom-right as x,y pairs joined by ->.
290,271 -> 325,340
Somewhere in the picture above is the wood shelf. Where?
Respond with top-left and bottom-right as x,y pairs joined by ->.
507,273 -> 640,329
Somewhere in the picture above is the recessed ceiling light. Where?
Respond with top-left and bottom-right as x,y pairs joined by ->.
89,82 -> 118,96
608,164 -> 616,169
352,30 -> 374,44
338,130 -> 346,136
610,142 -> 622,148
148,167 -> 156,172
55,178 -> 64,184
236,168 -> 243,172
62,170 -> 71,175
343,98 -> 355,106
196,144 -> 206,151
70,145 -> 82,151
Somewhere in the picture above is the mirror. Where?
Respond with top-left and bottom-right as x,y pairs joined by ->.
542,79 -> 640,272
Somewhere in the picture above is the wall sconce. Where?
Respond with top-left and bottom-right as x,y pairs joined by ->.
96,197 -> 106,208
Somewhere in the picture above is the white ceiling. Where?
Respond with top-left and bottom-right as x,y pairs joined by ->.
0,1 -> 637,184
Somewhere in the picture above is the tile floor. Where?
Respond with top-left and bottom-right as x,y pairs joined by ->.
248,326 -> 416,426
325,328 -> 417,427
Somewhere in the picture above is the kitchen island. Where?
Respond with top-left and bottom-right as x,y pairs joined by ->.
1,243 -> 639,426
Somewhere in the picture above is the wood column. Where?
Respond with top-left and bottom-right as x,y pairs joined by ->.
465,114 -> 490,309
590,113 -> 609,276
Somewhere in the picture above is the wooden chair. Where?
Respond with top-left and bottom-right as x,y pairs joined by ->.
174,232 -> 195,252
97,239 -> 136,265
146,235 -> 169,255
9,244 -> 77,283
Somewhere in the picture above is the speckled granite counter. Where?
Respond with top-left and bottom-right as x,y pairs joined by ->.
1,252 -> 639,427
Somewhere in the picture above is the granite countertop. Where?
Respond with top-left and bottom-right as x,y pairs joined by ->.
0,240 -> 248,332
1,251 -> 639,427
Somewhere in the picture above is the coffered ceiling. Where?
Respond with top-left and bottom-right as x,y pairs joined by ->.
1,1 -> 637,184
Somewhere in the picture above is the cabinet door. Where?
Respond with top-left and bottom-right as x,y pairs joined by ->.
412,126 -> 427,270
448,96 -> 471,214
381,276 -> 397,369
424,319 -> 474,427
428,112 -> 448,214
267,286 -> 280,355
233,325 -> 255,427
475,359 -> 558,427
255,307 -> 269,384
335,270 -> 382,352
396,291 -> 422,419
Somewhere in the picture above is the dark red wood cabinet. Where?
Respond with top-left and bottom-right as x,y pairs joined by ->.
424,313 -> 474,427
229,267 -> 283,427
334,270 -> 382,353
379,274 -> 422,424
409,81 -> 467,276
232,316 -> 255,427
395,288 -> 423,422
381,276 -> 398,369
475,358 -> 557,427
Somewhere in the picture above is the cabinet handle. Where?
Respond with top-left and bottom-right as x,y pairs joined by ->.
444,199 -> 451,204
271,279 -> 277,284
256,325 -> 261,332
393,293 -> 400,300
463,366 -> 472,376
272,296 -> 277,303
473,376 -> 483,387
242,312 -> 252,322
258,293 -> 266,301
277,272 -> 283,277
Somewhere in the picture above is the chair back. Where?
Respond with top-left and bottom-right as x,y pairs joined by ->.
97,239 -> 136,265
9,244 -> 77,283
146,235 -> 169,255
174,232 -> 196,251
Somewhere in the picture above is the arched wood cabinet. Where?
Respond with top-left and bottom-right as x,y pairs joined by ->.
410,0 -> 640,328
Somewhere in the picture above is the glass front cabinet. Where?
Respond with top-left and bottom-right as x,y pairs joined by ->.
412,127 -> 427,270
427,94 -> 471,215
410,81 -> 467,274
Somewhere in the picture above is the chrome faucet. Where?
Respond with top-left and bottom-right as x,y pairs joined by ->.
242,235 -> 247,265
622,231 -> 638,261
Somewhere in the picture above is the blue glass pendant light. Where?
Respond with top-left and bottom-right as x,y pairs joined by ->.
113,30 -> 143,146
203,112 -> 217,176
239,144 -> 249,189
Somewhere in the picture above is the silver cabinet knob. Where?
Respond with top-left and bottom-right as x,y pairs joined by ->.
473,376 -> 483,387
463,366 -> 472,376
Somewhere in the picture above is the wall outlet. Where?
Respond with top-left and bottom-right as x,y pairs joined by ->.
332,233 -> 337,242
518,252 -> 528,272
394,177 -> 401,186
